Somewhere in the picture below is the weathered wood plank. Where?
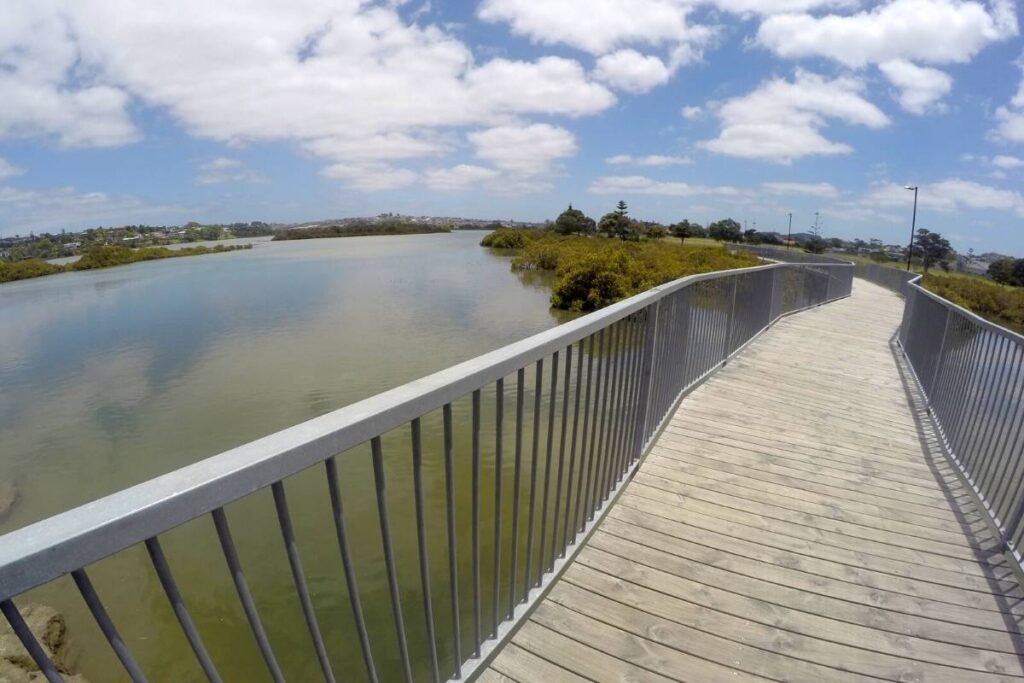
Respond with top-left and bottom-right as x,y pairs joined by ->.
491,280 -> 1024,682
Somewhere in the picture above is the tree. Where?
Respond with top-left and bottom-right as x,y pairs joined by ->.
912,228 -> 952,274
615,200 -> 628,217
803,236 -> 827,254
743,229 -> 762,244
989,257 -> 1024,286
639,222 -> 666,240
553,204 -> 596,235
670,220 -> 701,244
708,218 -> 742,242
598,212 -> 628,238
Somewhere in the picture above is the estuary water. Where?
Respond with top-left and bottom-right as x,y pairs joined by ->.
0,231 -> 570,681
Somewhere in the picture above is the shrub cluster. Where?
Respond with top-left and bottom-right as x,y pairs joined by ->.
922,274 -> 1024,333
479,228 -> 544,249
0,244 -> 251,284
491,230 -> 759,311
273,221 -> 450,240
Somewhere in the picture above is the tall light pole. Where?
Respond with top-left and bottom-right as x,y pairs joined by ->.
904,185 -> 918,271
787,212 -> 793,249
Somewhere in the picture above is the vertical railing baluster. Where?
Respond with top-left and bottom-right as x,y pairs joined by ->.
1,600 -> 64,683
325,457 -> 378,683
470,390 -> 481,656
723,275 -> 739,361
581,329 -> 606,527
597,322 -> 623,503
523,361 -> 543,597
616,315 -> 642,479
211,508 -> 284,683
371,437 -> 414,683
633,304 -> 659,458
412,419 -> 441,683
491,380 -> 504,638
145,537 -> 222,683
441,404 -> 462,678
537,351 -> 559,584
271,481 -> 336,683
561,340 -> 586,554
72,568 -> 149,682
549,344 -> 573,566
508,369 -> 525,613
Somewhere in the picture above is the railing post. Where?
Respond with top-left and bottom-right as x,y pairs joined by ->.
723,275 -> 739,363
631,303 -> 660,459
767,267 -> 778,326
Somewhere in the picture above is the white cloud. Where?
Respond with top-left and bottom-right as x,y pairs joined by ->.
0,1 -> 616,192
468,124 -> 577,175
993,154 -> 1024,169
711,0 -> 855,13
424,164 -> 500,191
994,61 -> 1024,143
0,185 -> 181,234
700,70 -> 889,163
477,0 -> 712,55
321,164 -> 419,191
878,60 -> 953,114
605,154 -> 691,166
0,158 -> 24,181
762,181 -> 840,198
466,57 -> 615,116
588,175 -> 744,197
681,105 -> 703,120
196,158 -> 268,185
864,178 -> 1024,216
757,0 -> 1018,68
594,50 -> 672,94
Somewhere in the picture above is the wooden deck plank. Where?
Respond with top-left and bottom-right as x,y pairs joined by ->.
491,280 -> 1024,681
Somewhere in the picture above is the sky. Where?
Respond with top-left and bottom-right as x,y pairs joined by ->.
0,1 -> 1023,254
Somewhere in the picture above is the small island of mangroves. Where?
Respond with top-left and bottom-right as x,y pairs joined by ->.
481,228 -> 760,311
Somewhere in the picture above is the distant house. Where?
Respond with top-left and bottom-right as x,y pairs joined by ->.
122,235 -> 141,242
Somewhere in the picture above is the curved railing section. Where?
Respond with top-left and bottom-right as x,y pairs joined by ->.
728,243 -> 853,265
897,275 -> 1024,566
854,262 -> 918,296
0,261 -> 853,683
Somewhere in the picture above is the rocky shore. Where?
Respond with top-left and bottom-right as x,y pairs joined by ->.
0,604 -> 91,682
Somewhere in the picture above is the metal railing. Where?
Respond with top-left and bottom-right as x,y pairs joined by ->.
0,261 -> 853,683
728,243 -> 852,264
897,275 -> 1024,566
854,262 -> 917,296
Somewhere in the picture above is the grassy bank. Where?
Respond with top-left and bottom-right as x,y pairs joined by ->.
483,229 -> 760,311
921,274 -> 1024,334
0,244 -> 251,284
273,222 -> 451,240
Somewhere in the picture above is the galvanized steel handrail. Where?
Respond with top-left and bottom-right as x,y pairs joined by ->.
0,260 -> 853,683
896,273 -> 1024,566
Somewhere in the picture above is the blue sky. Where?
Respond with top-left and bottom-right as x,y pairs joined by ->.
1,0 -> 1022,254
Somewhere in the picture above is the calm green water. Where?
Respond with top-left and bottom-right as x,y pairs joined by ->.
0,232 -> 583,681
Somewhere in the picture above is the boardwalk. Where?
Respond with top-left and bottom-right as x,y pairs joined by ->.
482,280 -> 1024,682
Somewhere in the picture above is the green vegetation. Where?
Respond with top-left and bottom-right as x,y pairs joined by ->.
0,244 -> 251,284
911,229 -> 953,273
480,228 -> 545,249
486,229 -> 759,311
922,273 -> 1024,334
0,259 -> 65,283
987,256 -> 1024,286
273,221 -> 451,240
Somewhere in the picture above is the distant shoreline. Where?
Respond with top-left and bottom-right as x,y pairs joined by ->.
0,244 -> 252,285
272,223 -> 452,241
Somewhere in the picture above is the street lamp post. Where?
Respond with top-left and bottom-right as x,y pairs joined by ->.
904,185 -> 918,271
